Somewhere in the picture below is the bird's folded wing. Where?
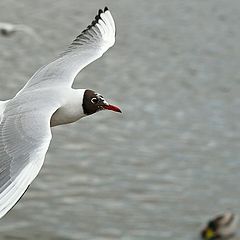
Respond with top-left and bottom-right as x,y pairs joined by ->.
0,101 -> 57,218
23,7 -> 115,91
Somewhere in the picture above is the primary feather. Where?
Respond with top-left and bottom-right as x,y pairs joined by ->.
22,7 -> 115,91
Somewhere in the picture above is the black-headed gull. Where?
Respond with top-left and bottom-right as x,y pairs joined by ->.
0,7 -> 120,219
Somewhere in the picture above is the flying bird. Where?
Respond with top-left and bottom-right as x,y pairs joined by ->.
0,7 -> 120,219
0,22 -> 40,40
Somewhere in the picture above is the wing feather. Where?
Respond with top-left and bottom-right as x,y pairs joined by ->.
22,7 -> 115,92
0,98 -> 59,218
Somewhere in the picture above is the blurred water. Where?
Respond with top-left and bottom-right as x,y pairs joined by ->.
0,0 -> 240,239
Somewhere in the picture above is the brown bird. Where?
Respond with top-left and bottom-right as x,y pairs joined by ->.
201,212 -> 239,240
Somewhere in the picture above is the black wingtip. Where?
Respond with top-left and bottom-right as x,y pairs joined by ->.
95,14 -> 101,21
91,20 -> 97,26
81,7 -> 109,34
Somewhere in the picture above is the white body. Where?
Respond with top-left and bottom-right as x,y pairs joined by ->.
0,7 -> 116,218
50,89 -> 86,126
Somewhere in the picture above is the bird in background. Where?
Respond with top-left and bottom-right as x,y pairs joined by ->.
0,22 -> 41,41
0,7 -> 120,219
201,212 -> 239,240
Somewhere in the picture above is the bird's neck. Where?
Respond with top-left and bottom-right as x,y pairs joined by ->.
50,89 -> 86,127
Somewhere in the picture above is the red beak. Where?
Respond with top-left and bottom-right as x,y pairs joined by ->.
103,104 -> 122,113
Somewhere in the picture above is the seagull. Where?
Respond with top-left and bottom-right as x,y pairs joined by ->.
0,7 -> 120,219
0,22 -> 40,41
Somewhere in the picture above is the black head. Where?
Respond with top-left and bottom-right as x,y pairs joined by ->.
208,220 -> 218,231
82,89 -> 121,115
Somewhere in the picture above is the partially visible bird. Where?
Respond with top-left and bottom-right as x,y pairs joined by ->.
0,7 -> 120,219
0,22 -> 40,40
201,212 -> 239,240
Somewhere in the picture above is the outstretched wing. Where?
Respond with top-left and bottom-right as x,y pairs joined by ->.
23,7 -> 115,91
0,98 -> 59,218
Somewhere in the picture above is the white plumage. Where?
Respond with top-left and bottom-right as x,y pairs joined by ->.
0,7 -> 116,219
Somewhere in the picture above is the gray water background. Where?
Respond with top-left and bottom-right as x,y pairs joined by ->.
0,0 -> 240,239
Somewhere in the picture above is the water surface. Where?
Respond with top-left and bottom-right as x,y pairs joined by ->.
0,0 -> 240,239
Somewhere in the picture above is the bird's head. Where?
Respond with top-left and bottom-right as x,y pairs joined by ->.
201,227 -> 218,240
82,89 -> 121,115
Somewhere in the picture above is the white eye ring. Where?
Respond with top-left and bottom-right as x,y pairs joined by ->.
91,98 -> 98,104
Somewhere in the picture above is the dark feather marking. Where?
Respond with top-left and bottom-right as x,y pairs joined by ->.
61,7 -> 110,56
80,7 -> 108,34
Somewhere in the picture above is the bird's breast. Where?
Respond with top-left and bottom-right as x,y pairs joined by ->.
50,104 -> 85,127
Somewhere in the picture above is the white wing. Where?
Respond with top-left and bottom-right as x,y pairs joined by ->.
0,96 -> 59,218
22,7 -> 115,91
0,100 -> 8,123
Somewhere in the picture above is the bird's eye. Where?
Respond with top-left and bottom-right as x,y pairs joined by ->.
91,98 -> 98,104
